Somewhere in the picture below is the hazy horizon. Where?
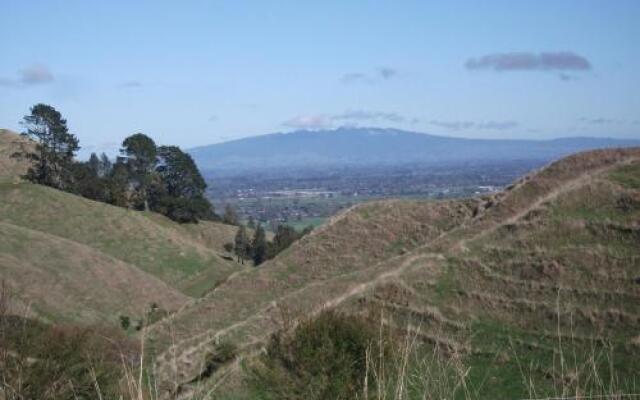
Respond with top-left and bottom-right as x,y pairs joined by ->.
1,1 -> 639,157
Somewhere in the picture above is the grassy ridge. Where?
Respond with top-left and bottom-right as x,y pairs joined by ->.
0,221 -> 188,323
0,182 -> 240,296
0,180 -> 242,324
154,148 -> 640,399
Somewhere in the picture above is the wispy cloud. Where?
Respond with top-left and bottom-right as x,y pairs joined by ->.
465,52 -> 591,72
333,110 -> 406,123
0,64 -> 55,88
558,73 -> 578,81
430,120 -> 519,131
21,64 -> 54,84
477,121 -> 519,130
340,72 -> 372,84
283,109 -> 417,130
429,120 -> 475,130
282,114 -> 332,129
579,117 -> 617,125
340,67 -> 399,84
378,67 -> 397,80
118,80 -> 143,88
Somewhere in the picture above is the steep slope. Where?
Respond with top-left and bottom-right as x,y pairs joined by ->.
0,182 -> 241,298
189,127 -> 640,172
149,147 -> 640,398
0,220 -> 188,324
353,149 -> 640,398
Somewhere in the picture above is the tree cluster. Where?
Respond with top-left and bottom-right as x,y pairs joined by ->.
18,104 -> 217,223
233,223 -> 312,266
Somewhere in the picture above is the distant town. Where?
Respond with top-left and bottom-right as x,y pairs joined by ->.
205,159 -> 545,231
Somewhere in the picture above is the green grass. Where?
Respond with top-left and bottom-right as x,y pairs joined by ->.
463,319 -> 640,400
609,162 -> 640,189
286,216 -> 326,231
0,183 -> 238,295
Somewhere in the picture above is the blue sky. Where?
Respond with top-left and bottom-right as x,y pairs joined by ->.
1,1 -> 639,156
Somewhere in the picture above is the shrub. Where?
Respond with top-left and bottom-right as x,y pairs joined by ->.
246,310 -> 392,400
120,314 -> 131,330
0,317 -> 137,399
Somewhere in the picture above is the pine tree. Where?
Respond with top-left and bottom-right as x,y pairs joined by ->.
234,225 -> 249,264
21,104 -> 80,189
120,133 -> 157,210
107,161 -> 131,208
251,224 -> 267,266
153,145 -> 214,222
271,224 -> 298,257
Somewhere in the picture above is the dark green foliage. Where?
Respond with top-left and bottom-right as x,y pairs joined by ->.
243,223 -> 312,265
106,160 -> 131,207
68,160 -> 111,202
120,133 -> 157,210
87,152 -> 111,178
195,341 -> 239,381
247,311 -> 389,400
15,105 -> 217,223
265,224 -> 312,261
20,104 -> 79,189
269,224 -> 298,258
234,225 -> 249,264
247,215 -> 256,229
0,316 -> 136,399
251,224 -> 267,266
119,315 -> 130,330
150,193 -> 213,223
151,145 -> 215,222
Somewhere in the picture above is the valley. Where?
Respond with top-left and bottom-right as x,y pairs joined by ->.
206,159 -> 543,230
1,127 -> 639,399
3,3 -> 639,399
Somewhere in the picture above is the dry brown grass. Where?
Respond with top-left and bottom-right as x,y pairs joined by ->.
147,148 -> 640,397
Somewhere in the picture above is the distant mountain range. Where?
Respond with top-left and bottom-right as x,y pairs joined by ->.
189,127 -> 640,172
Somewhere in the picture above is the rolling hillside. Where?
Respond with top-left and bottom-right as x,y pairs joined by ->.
148,147 -> 640,398
189,127 -> 640,172
0,130 -> 242,324
2,126 -> 639,398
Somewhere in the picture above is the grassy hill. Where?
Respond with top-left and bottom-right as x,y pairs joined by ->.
147,147 -> 640,398
2,126 -> 639,398
0,130 -> 243,324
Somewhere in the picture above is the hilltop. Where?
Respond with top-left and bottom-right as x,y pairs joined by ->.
149,146 -> 640,398
189,127 -> 640,172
